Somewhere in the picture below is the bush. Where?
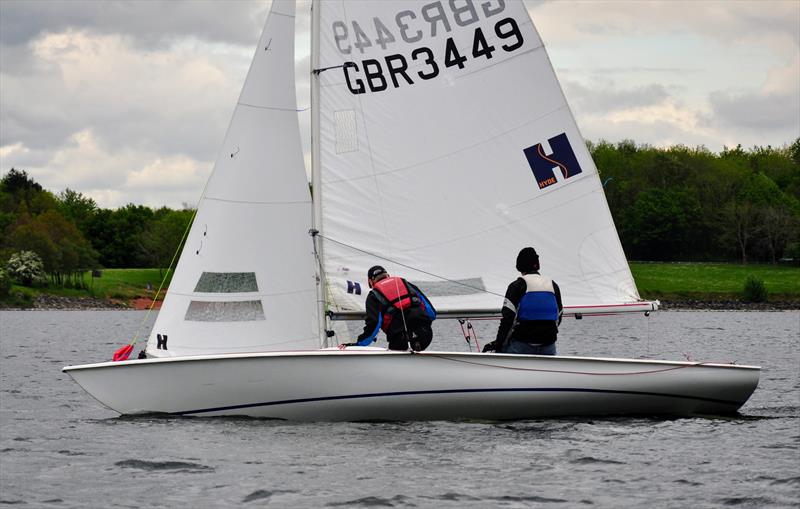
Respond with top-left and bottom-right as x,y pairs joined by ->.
0,269 -> 10,298
742,275 -> 768,302
6,251 -> 46,286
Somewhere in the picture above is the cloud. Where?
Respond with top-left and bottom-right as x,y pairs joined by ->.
709,90 -> 800,132
0,0 -> 269,48
32,128 -> 211,208
563,81 -> 670,114
0,27 -> 254,206
707,58 -> 799,135
1,0 -> 797,208
532,0 -> 799,55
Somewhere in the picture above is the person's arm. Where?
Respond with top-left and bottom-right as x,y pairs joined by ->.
494,278 -> 525,345
355,293 -> 382,346
553,280 -> 563,326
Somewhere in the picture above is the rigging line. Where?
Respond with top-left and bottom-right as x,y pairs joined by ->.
394,277 -> 409,336
312,64 -> 345,75
128,121 -> 222,349
425,354 -> 723,376
128,206 -> 198,348
319,234 -> 505,299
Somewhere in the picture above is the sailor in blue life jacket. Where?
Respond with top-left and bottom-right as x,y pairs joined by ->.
482,247 -> 563,355
340,265 -> 436,352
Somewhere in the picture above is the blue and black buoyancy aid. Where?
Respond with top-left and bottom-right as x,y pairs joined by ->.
517,274 -> 559,321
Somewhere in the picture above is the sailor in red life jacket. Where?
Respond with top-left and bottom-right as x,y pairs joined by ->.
482,247 -> 563,355
339,265 -> 436,351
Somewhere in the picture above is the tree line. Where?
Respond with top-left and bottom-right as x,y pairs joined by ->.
0,169 -> 193,288
1,138 -> 798,288
590,139 -> 799,263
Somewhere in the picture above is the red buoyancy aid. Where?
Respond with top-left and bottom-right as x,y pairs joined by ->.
372,276 -> 414,331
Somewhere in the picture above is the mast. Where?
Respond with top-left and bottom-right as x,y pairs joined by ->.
310,0 -> 328,347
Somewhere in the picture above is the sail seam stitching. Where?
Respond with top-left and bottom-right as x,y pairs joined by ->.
204,196 -> 311,205
170,289 -> 315,298
454,45 -> 544,81
237,102 -> 300,112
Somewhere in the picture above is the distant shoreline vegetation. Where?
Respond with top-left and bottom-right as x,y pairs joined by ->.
1,139 -> 798,306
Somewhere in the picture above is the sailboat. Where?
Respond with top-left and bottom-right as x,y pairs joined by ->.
63,0 -> 759,420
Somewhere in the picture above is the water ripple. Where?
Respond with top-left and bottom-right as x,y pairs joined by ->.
420,493 -> 481,502
326,495 -> 415,507
241,489 -> 296,503
114,459 -> 213,472
719,496 -> 774,506
570,456 -> 625,465
491,495 -> 568,503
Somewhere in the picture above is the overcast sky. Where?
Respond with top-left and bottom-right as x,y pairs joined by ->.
1,0 -> 798,208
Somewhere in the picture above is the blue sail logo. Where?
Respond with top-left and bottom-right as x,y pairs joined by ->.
523,133 -> 583,189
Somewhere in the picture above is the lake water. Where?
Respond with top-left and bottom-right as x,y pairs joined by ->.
1,310 -> 798,508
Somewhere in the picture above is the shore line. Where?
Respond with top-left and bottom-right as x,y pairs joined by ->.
0,295 -> 796,311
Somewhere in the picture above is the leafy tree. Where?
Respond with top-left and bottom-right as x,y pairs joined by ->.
58,188 -> 98,234
621,189 -> 701,261
757,204 -> 800,264
5,210 -> 98,286
6,223 -> 60,273
6,250 -> 46,286
86,204 -> 154,267
138,207 -> 194,276
0,268 -> 10,297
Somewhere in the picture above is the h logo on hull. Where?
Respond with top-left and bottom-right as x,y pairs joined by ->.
523,133 -> 583,189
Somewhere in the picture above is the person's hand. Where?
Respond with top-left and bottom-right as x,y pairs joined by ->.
338,343 -> 357,350
482,341 -> 497,353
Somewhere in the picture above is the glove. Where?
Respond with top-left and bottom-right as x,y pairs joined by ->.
482,341 -> 497,353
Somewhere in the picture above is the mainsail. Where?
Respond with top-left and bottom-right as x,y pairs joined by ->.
146,0 -> 318,357
314,0 -> 642,315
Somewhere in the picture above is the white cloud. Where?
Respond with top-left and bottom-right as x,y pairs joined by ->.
1,27 -> 253,206
33,128 -> 211,208
1,0 -> 797,208
532,0 -> 800,150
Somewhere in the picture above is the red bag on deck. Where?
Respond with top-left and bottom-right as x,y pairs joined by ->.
112,344 -> 134,362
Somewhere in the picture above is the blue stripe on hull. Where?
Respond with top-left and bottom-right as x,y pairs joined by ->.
175,387 -> 744,416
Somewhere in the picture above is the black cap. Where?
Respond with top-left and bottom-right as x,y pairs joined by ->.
516,247 -> 539,273
367,265 -> 387,280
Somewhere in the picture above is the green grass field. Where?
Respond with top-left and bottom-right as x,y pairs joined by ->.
85,268 -> 173,299
629,262 -> 800,300
3,268 -> 172,307
2,263 -> 798,307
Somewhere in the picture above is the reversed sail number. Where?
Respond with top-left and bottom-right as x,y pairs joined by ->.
343,18 -> 524,95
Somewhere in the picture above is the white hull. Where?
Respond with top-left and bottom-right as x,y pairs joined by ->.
63,350 -> 759,421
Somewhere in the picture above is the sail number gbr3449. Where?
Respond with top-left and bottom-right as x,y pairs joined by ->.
336,17 -> 525,95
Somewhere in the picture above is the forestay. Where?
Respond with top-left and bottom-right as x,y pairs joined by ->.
146,0 -> 318,357
314,0 -> 641,315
